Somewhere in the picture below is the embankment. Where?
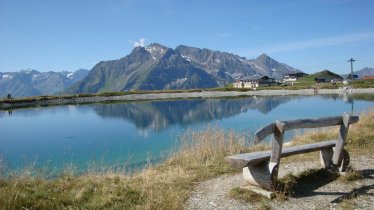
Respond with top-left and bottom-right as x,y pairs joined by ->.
1,88 -> 374,110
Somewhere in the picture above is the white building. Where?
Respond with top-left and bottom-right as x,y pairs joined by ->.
283,73 -> 308,83
233,76 -> 276,88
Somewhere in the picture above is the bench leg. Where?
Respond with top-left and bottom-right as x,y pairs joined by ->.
321,148 -> 350,172
320,148 -> 333,169
242,161 -> 278,191
338,149 -> 350,172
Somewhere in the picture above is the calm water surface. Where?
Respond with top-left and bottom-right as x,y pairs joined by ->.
1,94 -> 374,172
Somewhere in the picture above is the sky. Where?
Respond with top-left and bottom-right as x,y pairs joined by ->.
0,0 -> 373,74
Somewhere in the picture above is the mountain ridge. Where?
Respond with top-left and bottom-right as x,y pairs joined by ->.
66,43 -> 301,94
354,67 -> 374,78
0,69 -> 89,97
7,43 -> 370,97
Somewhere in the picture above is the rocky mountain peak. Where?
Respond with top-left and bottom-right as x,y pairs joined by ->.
145,43 -> 170,60
160,48 -> 179,60
255,53 -> 274,64
20,69 -> 40,75
257,53 -> 269,58
127,46 -> 153,63
146,43 -> 168,50
250,53 -> 300,78
130,46 -> 149,55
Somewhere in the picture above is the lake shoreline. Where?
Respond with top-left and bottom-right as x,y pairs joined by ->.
1,88 -> 374,110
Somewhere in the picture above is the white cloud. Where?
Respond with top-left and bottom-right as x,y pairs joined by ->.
218,33 -> 231,38
241,32 -> 374,56
131,38 -> 146,47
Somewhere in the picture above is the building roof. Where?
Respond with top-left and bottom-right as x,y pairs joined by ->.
284,72 -> 308,78
363,76 -> 374,79
240,75 -> 262,80
238,75 -> 272,81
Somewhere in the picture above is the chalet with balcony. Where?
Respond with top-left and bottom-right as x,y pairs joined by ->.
233,76 -> 276,88
283,72 -> 308,82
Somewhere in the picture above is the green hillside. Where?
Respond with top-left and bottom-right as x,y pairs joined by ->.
281,69 -> 342,89
297,69 -> 342,83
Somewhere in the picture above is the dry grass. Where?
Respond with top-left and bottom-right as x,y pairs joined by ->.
281,108 -> 374,164
339,166 -> 364,182
346,109 -> 374,150
1,108 -> 373,209
229,187 -> 265,203
287,108 -> 374,150
279,128 -> 338,164
229,187 -> 272,209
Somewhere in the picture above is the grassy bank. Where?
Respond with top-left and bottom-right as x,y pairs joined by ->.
257,78 -> 374,90
0,87 -> 251,104
2,79 -> 374,105
1,109 -> 374,209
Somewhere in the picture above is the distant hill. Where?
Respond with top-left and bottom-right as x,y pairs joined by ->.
66,43 -> 302,94
0,69 -> 89,97
249,53 -> 301,80
354,67 -> 374,78
298,69 -> 342,82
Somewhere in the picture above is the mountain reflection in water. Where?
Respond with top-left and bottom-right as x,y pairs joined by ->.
93,96 -> 296,132
1,94 -> 374,172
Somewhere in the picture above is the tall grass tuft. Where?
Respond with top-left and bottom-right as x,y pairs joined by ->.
166,126 -> 253,176
130,126 -> 262,209
346,108 -> 374,149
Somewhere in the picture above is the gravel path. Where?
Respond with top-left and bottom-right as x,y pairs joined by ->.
185,154 -> 374,209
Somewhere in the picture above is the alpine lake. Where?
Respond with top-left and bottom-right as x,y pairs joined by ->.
1,93 -> 374,175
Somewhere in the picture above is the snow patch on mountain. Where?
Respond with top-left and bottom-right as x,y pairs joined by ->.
181,55 -> 192,62
2,74 -> 13,79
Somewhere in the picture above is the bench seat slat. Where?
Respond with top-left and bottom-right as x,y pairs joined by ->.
225,140 -> 336,168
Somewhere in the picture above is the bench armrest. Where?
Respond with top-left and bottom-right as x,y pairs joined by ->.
255,114 -> 359,144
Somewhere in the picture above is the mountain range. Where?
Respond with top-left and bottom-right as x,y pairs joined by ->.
0,69 -> 89,97
354,67 -> 374,78
66,43 -> 301,94
2,43 -> 373,97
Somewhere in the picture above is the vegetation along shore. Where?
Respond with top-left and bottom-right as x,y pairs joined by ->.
1,86 -> 374,110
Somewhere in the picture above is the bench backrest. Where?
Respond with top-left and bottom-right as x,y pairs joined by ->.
254,113 -> 359,165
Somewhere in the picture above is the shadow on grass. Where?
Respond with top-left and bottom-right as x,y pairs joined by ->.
330,168 -> 374,203
277,168 -> 374,201
276,168 -> 339,198
330,184 -> 374,203
361,169 -> 374,179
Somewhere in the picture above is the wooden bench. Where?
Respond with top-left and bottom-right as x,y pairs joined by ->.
225,113 -> 359,194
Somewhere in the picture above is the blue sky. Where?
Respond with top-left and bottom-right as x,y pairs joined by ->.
0,0 -> 373,74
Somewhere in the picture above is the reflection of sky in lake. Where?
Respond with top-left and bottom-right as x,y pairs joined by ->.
0,94 -> 373,172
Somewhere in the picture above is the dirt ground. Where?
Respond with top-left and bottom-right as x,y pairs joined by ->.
185,153 -> 374,210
